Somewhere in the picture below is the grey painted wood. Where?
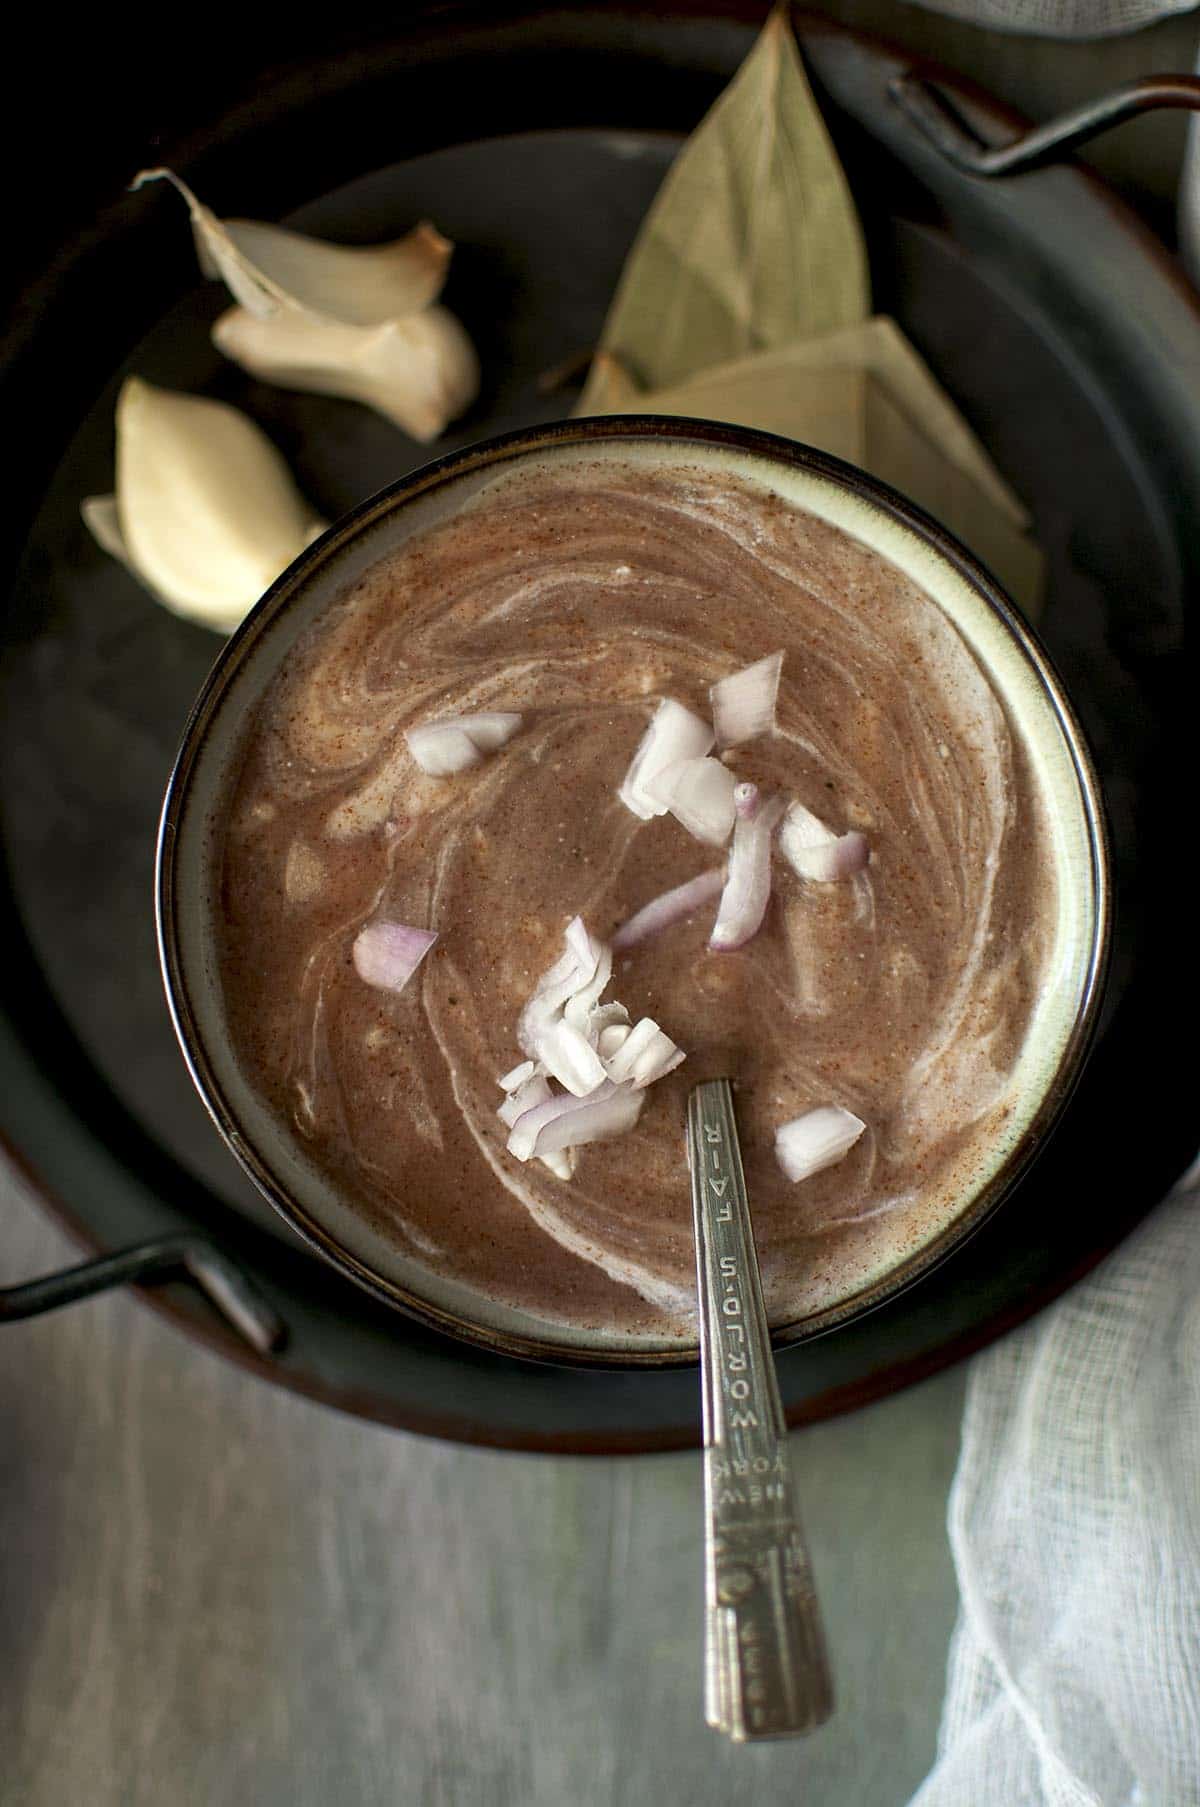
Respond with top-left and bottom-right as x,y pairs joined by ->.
1,1160 -> 964,1806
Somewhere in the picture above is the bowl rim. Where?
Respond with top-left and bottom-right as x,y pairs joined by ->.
156,414 -> 1112,1370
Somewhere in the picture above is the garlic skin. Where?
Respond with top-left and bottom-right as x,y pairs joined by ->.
134,169 -> 452,323
134,166 -> 479,439
196,216 -> 452,324
82,377 -> 325,633
212,303 -> 479,443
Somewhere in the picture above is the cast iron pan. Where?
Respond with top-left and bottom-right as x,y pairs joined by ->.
1,8 -> 1196,1449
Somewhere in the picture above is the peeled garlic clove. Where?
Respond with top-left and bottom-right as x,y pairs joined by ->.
83,376 -> 325,633
212,304 -> 479,441
133,168 -> 452,322
81,492 -> 244,633
80,493 -> 133,567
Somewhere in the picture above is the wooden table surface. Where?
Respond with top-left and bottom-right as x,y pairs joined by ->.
5,8 -> 1197,1803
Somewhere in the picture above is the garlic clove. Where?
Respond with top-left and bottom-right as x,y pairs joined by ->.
80,493 -> 132,566
83,376 -> 325,633
133,167 -> 452,323
211,303 -> 479,441
81,492 -> 242,633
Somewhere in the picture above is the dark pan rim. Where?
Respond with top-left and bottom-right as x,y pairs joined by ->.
7,5 -> 1184,1443
157,414 -> 1112,1371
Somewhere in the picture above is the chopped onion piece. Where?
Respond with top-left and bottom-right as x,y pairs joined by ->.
507,1080 -> 645,1162
733,781 -> 760,819
598,1022 -> 632,1059
618,698 -> 714,819
709,795 -> 786,951
498,1060 -> 536,1093
710,651 -> 783,748
779,799 -> 833,852
497,1071 -> 553,1129
794,831 -> 870,883
406,711 -> 522,776
581,1001 -> 631,1046
603,1018 -> 685,1088
405,723 -> 480,776
775,1107 -> 866,1183
563,913 -> 604,974
779,801 -> 870,882
612,868 -> 726,950
452,711 -> 523,752
525,1020 -> 609,1099
539,1147 -> 577,1181
562,943 -> 614,1031
518,918 -> 610,1097
504,915 -> 687,1159
352,921 -> 437,992
645,756 -> 736,846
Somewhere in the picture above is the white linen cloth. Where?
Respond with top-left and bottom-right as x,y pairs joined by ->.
894,6 -> 1200,1800
906,0 -> 1195,35
910,1170 -> 1200,1804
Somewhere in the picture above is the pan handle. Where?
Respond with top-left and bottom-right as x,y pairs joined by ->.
890,71 -> 1200,177
0,1235 -> 287,1355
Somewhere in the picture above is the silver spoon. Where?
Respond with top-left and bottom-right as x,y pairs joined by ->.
687,1077 -> 834,1741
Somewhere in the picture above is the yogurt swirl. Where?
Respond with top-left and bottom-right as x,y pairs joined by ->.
216,457 -> 1054,1340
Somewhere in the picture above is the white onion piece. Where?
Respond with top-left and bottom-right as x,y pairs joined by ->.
733,781 -> 760,819
779,800 -> 870,882
775,1107 -> 867,1183
534,918 -> 600,1009
710,650 -> 783,748
603,1018 -> 685,1088
794,832 -> 870,883
612,868 -> 726,950
709,793 -> 787,951
562,941 -> 614,1031
508,913 -> 686,1140
507,1080 -> 645,1161
518,918 -> 609,1097
618,698 -> 714,819
779,799 -> 833,853
497,1070 -> 553,1129
563,914 -> 602,972
453,711 -> 523,752
645,756 -> 736,846
498,1060 -> 536,1093
404,724 -> 480,776
580,1001 -> 630,1047
405,711 -> 522,776
525,1020 -> 609,1099
539,1147 -> 577,1181
352,921 -> 437,992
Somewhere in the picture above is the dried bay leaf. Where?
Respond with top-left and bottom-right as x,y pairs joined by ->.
588,344 -> 1043,616
619,358 -> 870,466
800,316 -> 1029,530
575,4 -> 1041,615
576,4 -> 868,409
862,377 -> 1043,613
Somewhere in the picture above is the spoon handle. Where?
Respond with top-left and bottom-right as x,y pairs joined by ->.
687,1079 -> 834,1741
